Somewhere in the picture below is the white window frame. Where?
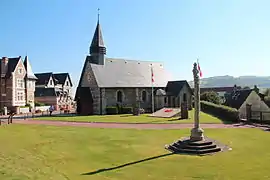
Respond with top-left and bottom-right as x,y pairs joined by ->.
17,79 -> 24,88
17,92 -> 24,101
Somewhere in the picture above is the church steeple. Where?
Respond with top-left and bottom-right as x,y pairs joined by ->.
89,9 -> 106,56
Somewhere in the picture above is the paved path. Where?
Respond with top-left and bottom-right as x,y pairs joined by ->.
11,119 -> 265,130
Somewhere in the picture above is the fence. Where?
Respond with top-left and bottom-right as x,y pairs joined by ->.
249,110 -> 270,124
19,107 -> 30,114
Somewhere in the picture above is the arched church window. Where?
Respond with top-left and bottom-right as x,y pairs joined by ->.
117,90 -> 123,103
142,90 -> 147,102
183,93 -> 187,102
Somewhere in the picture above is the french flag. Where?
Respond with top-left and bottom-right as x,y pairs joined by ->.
197,59 -> 202,77
151,66 -> 154,83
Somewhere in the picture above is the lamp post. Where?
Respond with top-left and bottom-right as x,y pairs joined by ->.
190,62 -> 204,141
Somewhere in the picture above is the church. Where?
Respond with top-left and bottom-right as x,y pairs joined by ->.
75,19 -> 192,115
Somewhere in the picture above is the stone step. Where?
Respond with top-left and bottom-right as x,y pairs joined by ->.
184,140 -> 213,146
173,143 -> 217,150
171,145 -> 221,155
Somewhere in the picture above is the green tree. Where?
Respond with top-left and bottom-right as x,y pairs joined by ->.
200,91 -> 221,105
263,88 -> 270,96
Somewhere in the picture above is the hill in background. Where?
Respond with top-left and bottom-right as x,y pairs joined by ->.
188,75 -> 270,90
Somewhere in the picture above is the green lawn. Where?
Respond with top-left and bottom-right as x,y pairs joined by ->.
33,110 -> 225,124
0,124 -> 270,179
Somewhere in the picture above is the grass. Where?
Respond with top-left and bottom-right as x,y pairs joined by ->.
0,124 -> 270,179
32,110 -> 225,124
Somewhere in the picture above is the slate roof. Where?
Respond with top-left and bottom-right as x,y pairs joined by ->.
35,72 -> 54,86
90,21 -> 105,48
4,56 -> 21,77
34,72 -> 72,86
165,80 -> 193,96
54,73 -> 73,86
88,57 -> 172,88
35,87 -> 56,97
24,56 -> 37,80
224,89 -> 254,109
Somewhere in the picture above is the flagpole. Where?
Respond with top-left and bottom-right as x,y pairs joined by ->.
151,65 -> 154,113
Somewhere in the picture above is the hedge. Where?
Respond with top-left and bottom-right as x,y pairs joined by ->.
106,106 -> 118,115
200,101 -> 239,122
35,102 -> 46,107
121,107 -> 133,114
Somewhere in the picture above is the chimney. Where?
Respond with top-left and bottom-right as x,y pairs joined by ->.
1,57 -> 9,76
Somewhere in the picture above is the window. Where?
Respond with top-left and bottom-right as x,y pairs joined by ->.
17,92 -> 24,101
183,93 -> 187,102
18,68 -> 23,74
49,79 -> 53,86
141,90 -> 147,102
164,97 -> 167,104
66,81 -> 69,86
117,90 -> 123,103
17,79 -> 24,88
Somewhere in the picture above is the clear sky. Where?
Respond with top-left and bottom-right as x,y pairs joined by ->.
1,0 -> 270,92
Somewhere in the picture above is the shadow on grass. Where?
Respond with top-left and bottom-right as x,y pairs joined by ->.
120,114 -> 134,117
81,153 -> 173,176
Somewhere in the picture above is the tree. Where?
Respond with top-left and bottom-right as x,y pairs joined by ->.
200,91 -> 221,105
264,88 -> 270,96
243,86 -> 250,90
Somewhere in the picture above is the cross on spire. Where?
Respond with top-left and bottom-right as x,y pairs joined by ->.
97,8 -> 100,22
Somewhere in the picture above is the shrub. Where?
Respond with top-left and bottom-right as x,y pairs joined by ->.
25,103 -> 32,108
121,107 -> 133,114
106,106 -> 118,115
200,91 -> 221,105
200,100 -> 239,122
35,109 -> 42,113
264,96 -> 270,107
35,102 -> 45,107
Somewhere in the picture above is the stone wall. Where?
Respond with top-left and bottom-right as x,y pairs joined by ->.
25,79 -> 36,107
80,60 -> 100,114
105,87 -> 153,110
13,60 -> 27,107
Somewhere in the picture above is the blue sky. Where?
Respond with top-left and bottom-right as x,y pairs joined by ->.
1,0 -> 270,91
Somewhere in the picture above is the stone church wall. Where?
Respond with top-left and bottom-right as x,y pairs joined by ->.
105,87 -> 153,111
80,61 -> 100,115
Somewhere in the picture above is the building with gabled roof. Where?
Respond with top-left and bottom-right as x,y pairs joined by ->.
34,72 -> 73,110
75,19 -> 172,115
0,56 -> 37,113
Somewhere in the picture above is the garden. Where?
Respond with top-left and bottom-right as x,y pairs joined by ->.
0,124 -> 269,180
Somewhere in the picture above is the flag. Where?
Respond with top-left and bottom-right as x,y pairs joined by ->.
197,59 -> 202,77
151,66 -> 154,83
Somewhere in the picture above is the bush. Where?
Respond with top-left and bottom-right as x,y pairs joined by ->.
25,103 -> 32,108
35,109 -> 42,113
200,91 -> 221,105
200,100 -> 239,122
264,96 -> 270,107
106,106 -> 118,115
35,102 -> 45,107
121,107 -> 133,114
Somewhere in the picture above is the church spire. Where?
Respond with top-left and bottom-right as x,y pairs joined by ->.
89,8 -> 106,55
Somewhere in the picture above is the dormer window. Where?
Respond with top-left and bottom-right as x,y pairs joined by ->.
49,80 -> 53,85
66,81 -> 69,86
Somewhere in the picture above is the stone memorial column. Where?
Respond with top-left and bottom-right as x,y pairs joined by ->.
190,63 -> 204,141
